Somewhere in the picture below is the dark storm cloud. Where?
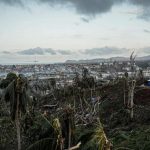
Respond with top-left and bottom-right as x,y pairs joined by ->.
1,0 -> 150,20
38,0 -> 124,16
0,0 -> 23,6
39,0 -> 150,20
130,0 -> 150,7
83,47 -> 129,55
0,0 -> 124,16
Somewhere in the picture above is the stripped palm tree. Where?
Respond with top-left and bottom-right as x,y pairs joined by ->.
127,52 -> 136,119
128,80 -> 136,119
4,74 -> 29,150
123,72 -> 128,107
62,105 -> 75,149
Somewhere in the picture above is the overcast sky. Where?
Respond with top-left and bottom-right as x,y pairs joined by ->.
0,0 -> 150,63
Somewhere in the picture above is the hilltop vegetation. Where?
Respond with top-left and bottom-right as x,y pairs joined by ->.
0,70 -> 150,150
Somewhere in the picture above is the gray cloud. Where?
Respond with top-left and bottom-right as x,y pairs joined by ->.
83,47 -> 129,55
57,50 -> 72,55
17,47 -> 72,55
128,0 -> 150,20
2,46 -> 150,58
17,47 -> 56,55
1,0 -> 150,20
0,0 -> 23,6
130,0 -> 150,7
2,51 -> 11,54
12,46 -> 130,56
81,17 -> 89,23
38,0 -> 124,16
138,8 -> 150,21
140,47 -> 150,54
0,0 -> 123,16
144,29 -> 150,33
44,48 -> 56,55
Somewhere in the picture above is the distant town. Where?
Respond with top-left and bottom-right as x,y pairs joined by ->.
1,57 -> 150,88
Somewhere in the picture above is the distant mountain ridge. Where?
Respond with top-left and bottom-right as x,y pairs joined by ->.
65,55 -> 150,63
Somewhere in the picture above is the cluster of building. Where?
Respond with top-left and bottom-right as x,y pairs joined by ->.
0,60 -> 150,86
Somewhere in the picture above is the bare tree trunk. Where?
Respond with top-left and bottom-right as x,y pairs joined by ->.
16,94 -> 21,150
73,88 -> 76,113
130,81 -> 135,119
73,96 -> 76,112
98,97 -> 100,117
79,96 -> 84,114
130,92 -> 134,119
124,90 -> 126,106
123,80 -> 126,106
90,88 -> 92,100
68,120 -> 71,150
128,80 -> 136,119
128,87 -> 131,107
